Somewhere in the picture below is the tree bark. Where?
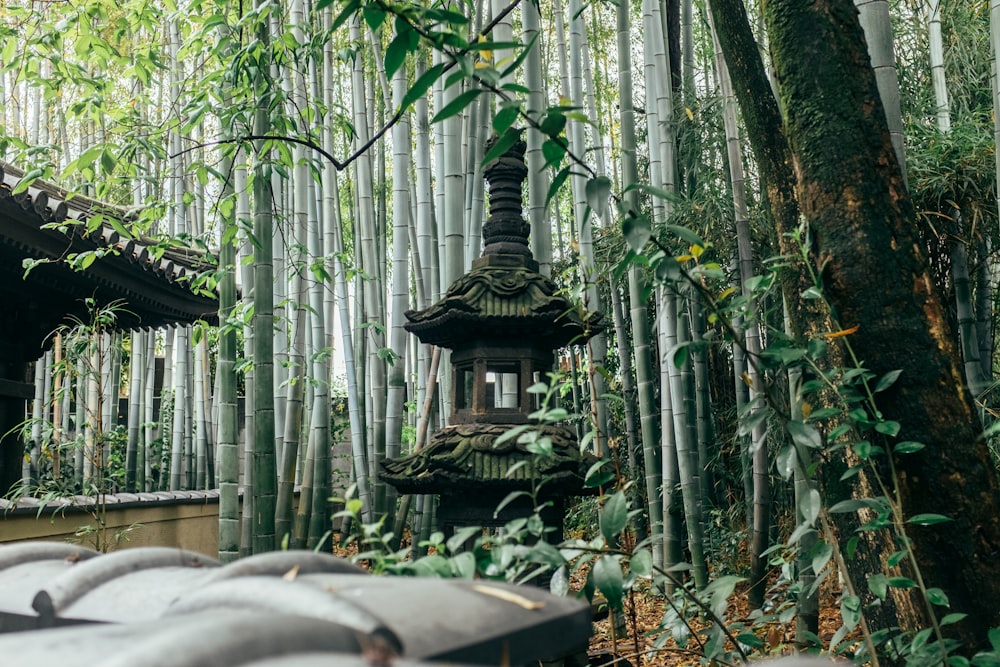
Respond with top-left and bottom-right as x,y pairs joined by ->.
762,0 -> 1000,649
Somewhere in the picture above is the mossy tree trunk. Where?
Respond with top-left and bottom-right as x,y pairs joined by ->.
760,0 -> 1000,649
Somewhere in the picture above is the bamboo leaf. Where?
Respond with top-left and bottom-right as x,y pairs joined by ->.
541,137 -> 567,168
398,63 -> 446,113
491,104 -> 521,137
12,169 -> 43,196
362,6 -> 386,31
431,89 -> 481,123
499,31 -> 538,78
664,223 -> 704,246
384,32 -> 410,80
545,167 -> 571,207
482,126 -> 519,166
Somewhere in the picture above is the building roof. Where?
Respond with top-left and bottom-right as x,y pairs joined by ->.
0,544 -> 591,666
0,162 -> 218,356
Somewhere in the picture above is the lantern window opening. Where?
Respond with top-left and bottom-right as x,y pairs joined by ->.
485,364 -> 520,410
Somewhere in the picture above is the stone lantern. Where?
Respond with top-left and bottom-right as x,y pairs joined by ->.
380,138 -> 601,541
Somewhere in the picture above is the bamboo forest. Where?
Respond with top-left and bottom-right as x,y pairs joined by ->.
1,0 -> 1000,664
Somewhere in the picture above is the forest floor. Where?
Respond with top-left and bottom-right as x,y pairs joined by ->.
585,577 -> 847,666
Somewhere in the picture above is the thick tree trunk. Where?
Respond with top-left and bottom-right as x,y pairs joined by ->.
763,0 -> 1000,649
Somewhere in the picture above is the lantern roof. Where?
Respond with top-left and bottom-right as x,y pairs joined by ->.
403,139 -> 600,350
379,423 -> 596,495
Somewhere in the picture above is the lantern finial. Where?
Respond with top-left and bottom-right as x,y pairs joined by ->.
481,136 -> 530,258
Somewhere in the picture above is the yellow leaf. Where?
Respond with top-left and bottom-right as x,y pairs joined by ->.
685,107 -> 694,120
802,402 -> 812,419
676,254 -> 693,263
823,325 -> 860,339
717,286 -> 738,300
689,244 -> 704,259
474,62 -> 491,69
741,371 -> 752,387
559,95 -> 572,106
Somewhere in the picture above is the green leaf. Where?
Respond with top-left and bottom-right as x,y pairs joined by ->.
940,612 -> 968,627
868,572 -> 889,600
482,127 -> 520,166
988,627 -> 1000,651
874,420 -> 900,436
798,488 -> 821,526
887,549 -> 908,567
854,440 -> 872,459
450,551 -> 476,579
362,6 -> 386,31
600,491 -> 628,544
907,513 -> 952,526
108,216 -> 134,241
541,137 -> 567,168
539,110 -> 567,137
829,498 -> 866,513
664,223 -> 703,246
549,565 -> 569,596
811,540 -> 833,576
591,555 -> 624,610
776,444 -> 795,481
498,31 -> 538,79
888,576 -> 916,588
545,167 -> 571,207
630,548 -> 652,578
840,594 -> 861,630
446,525 -> 482,554
894,441 -> 925,454
384,35 -> 409,80
671,344 -> 688,370
972,653 -> 1000,667
736,633 -> 764,649
585,176 -> 612,220
491,104 -> 521,136
432,89 -> 481,123
12,168 -> 43,196
787,420 -> 822,450
926,587 -> 950,607
398,62 -> 446,113
622,211 -> 650,252
874,369 -> 903,393
583,459 -> 615,488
